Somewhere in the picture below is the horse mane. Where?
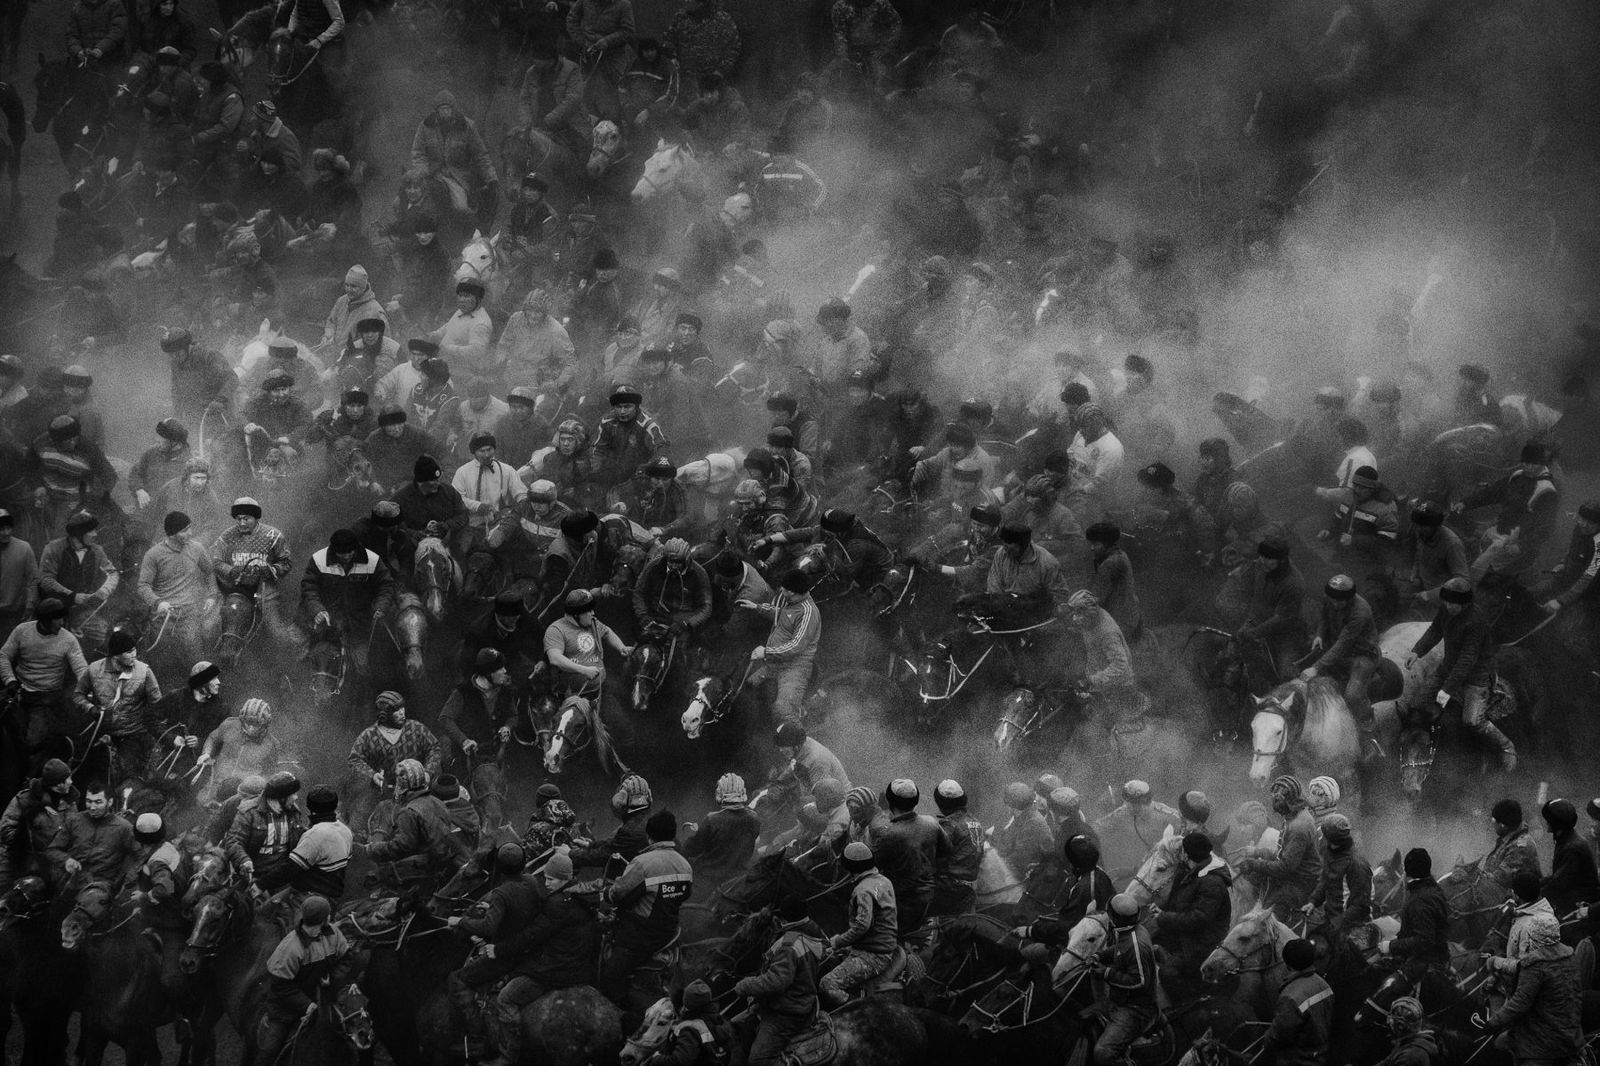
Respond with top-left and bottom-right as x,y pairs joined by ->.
1301,675 -> 1360,762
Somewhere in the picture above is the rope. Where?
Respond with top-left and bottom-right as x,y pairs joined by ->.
143,607 -> 176,653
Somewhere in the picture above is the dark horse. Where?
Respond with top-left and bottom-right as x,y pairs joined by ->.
0,77 -> 21,214
59,880 -> 185,1066
32,54 -> 114,169
0,875 -> 83,1066
264,30 -> 339,137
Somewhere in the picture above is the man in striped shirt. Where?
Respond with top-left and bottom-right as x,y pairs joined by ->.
744,569 -> 820,728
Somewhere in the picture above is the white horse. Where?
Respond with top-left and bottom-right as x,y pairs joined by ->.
1123,829 -> 1183,907
975,844 -> 1024,911
631,140 -> 706,202
1049,911 -> 1112,989
543,694 -> 626,776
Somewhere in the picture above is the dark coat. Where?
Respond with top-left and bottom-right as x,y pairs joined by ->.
1390,877 -> 1450,966
1154,856 -> 1232,971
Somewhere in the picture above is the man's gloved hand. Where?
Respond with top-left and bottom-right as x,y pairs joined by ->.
668,620 -> 687,637
303,1002 -> 319,1020
313,611 -> 331,628
135,489 -> 151,509
1435,689 -> 1450,708
461,739 -> 479,756
496,726 -> 511,743
371,772 -> 384,787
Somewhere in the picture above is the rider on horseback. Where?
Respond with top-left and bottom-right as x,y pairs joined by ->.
596,809 -> 693,1006
256,895 -> 360,1065
820,841 -> 896,1007
1300,574 -> 1382,758
930,779 -> 982,917
1090,894 -> 1159,1066
439,649 -> 517,771
300,527 -> 399,676
1260,938 -> 1334,1066
734,892 -> 828,1066
632,537 -> 713,645
1406,576 -> 1516,772
363,759 -> 470,884
347,692 -> 441,830
257,783 -> 351,900
1237,776 -> 1321,921
444,842 -> 544,1054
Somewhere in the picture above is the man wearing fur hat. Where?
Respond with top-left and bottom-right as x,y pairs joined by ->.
323,264 -> 387,349
1409,576 -> 1513,771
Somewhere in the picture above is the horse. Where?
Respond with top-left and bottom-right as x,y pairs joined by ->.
631,139 -> 707,203
180,866 -> 272,1066
1247,676 -> 1361,787
31,54 -> 111,168
680,665 -> 760,741
628,993 -> 973,1066
263,29 -> 339,134
500,124 -> 576,191
244,982 -> 374,1066
587,117 -> 631,181
310,627 -> 349,706
453,230 -> 504,307
1200,905 -> 1298,1016
992,682 -> 1073,753
60,880 -> 181,1066
624,621 -> 678,712
419,985 -> 620,1066
974,845 -> 1025,917
0,79 -> 21,216
0,875 -> 81,1066
393,592 -> 427,680
215,590 -> 259,667
540,694 -> 626,776
1122,831 -> 1185,907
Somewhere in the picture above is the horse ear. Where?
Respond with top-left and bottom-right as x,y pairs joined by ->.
471,228 -> 483,241
655,138 -> 667,151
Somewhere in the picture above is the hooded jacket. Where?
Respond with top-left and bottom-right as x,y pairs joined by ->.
323,268 -> 387,348
299,547 -> 398,623
734,917 -> 827,1016
1154,854 -> 1232,969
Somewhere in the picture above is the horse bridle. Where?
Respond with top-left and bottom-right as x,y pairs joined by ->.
1209,934 -> 1280,976
1251,704 -> 1290,760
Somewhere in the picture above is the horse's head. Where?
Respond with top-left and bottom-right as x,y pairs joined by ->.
264,29 -> 300,85
1248,688 -> 1296,784
1200,905 -> 1279,983
621,996 -> 677,1065
1398,726 -> 1436,801
455,230 -> 500,285
180,889 -> 238,973
1353,969 -> 1413,1027
869,564 -> 914,617
993,686 -> 1035,752
0,875 -> 51,927
589,119 -> 624,177
543,696 -> 587,775
394,599 -> 428,680
632,141 -> 687,202
426,861 -> 489,920
463,548 -> 504,600
1125,832 -> 1184,907
681,675 -> 722,739
61,881 -> 115,950
1051,911 -> 1111,987
181,846 -> 233,912
217,591 -> 256,665
332,984 -> 375,1052
414,536 -> 453,620
309,635 -> 347,704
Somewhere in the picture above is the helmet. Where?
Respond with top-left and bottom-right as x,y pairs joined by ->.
1388,996 -> 1424,1034
526,479 -> 558,504
1002,782 -> 1035,810
393,759 -> 428,792
263,770 -> 300,800
1307,776 -> 1340,810
662,538 -> 691,562
1108,893 -> 1140,926
374,690 -> 405,719
238,698 -> 273,727
612,773 -> 653,815
733,479 -> 767,504
1270,775 -> 1303,804
715,773 -> 747,806
300,895 -> 332,926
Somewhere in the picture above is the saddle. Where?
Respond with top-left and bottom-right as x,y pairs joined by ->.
780,1012 -> 836,1066
862,944 -> 909,997
1126,1013 -> 1174,1066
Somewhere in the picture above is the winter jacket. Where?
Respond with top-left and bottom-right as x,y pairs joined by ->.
299,547 -> 397,624
67,0 -> 128,58
265,926 -> 355,1017
1094,925 -> 1158,1008
0,783 -> 78,873
565,0 -> 634,52
665,0 -> 741,78
40,538 -> 117,608
1243,806 -> 1320,905
1543,830 -> 1600,918
1487,947 -> 1584,1061
1410,600 -> 1494,696
985,543 -> 1065,606
224,798 -> 306,869
366,789 -> 468,870
503,882 -> 600,984
409,113 -> 497,189
47,810 -> 140,886
608,840 -> 693,951
1233,561 -> 1309,646
1263,969 -> 1334,1065
755,590 -> 820,665
632,555 -> 713,628
74,657 -> 163,738
1154,855 -> 1232,972
735,918 -> 827,1015
993,807 -> 1054,874
1313,595 -> 1380,672
870,810 -> 941,903
592,414 -> 668,488
681,805 -> 761,884
1390,877 -> 1450,967
833,871 -> 896,954
438,680 -> 516,750
518,59 -> 588,146
1484,824 -> 1542,889
936,811 -> 983,883
1307,841 -> 1372,924
347,721 -> 442,784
